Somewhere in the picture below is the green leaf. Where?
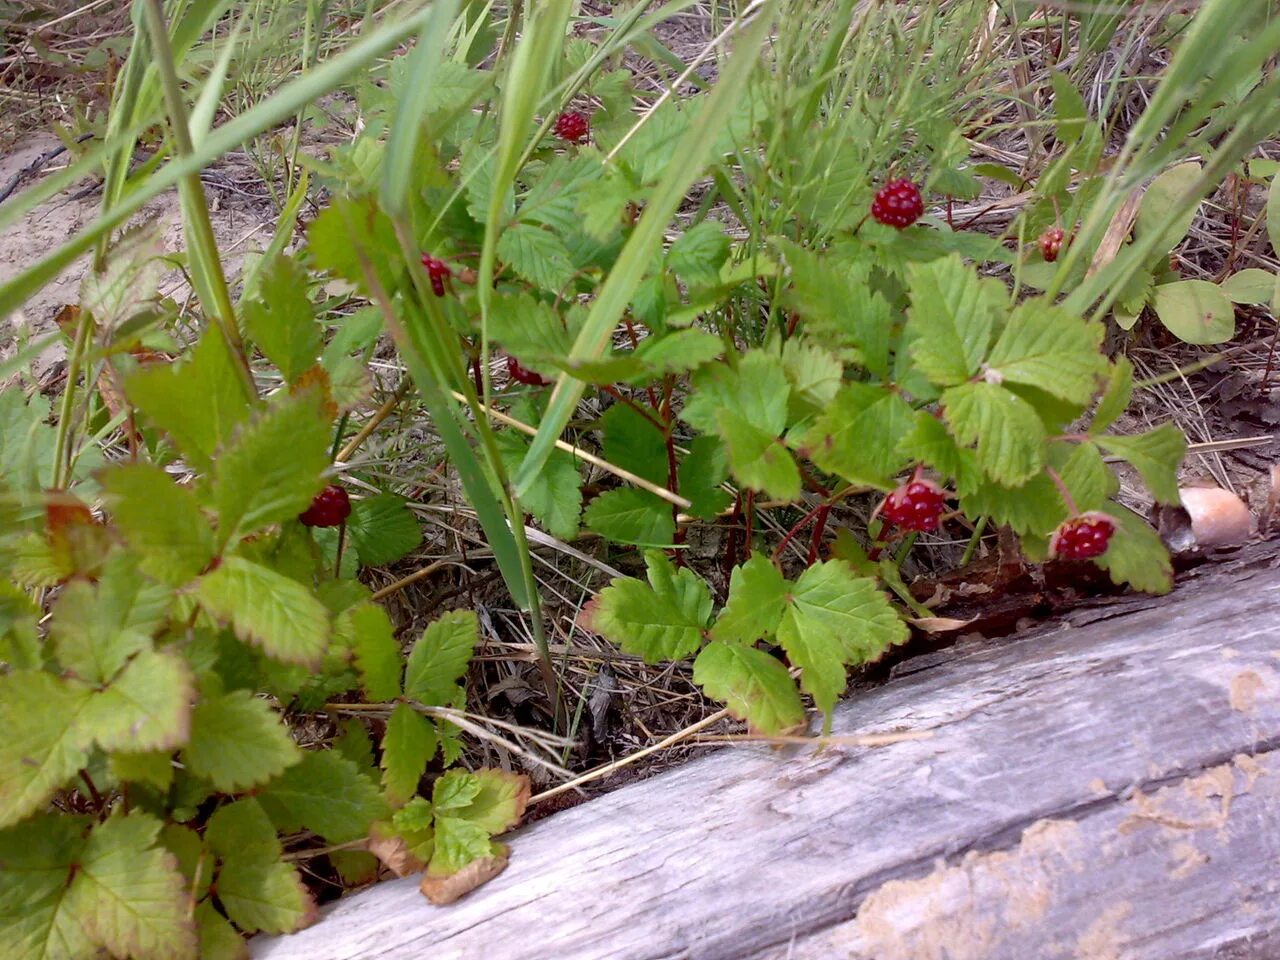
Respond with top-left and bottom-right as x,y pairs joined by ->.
109,750 -> 175,791
1055,442 -> 1118,514
777,604 -> 847,720
100,462 -> 214,585
1050,71 -> 1088,143
681,351 -> 789,438
583,488 -> 675,547
676,436 -> 732,520
711,554 -> 788,644
781,338 -> 843,415
206,798 -> 280,864
495,432 -> 582,541
628,329 -> 724,378
0,814 -> 94,960
984,299 -> 1106,404
432,769 -> 483,811
429,814 -> 494,875
1269,173 -> 1280,261
347,493 -> 422,566
488,292 -> 571,374
1092,357 -> 1134,433
404,610 -> 477,707
1219,268 -> 1278,305
720,409 -> 802,500
802,383 -> 913,488
258,750 -> 390,843
346,602 -> 402,702
497,223 -> 576,293
588,550 -> 712,663
959,474 -> 1064,537
896,412 -> 981,493
194,556 -> 330,668
381,704 -> 436,808
0,671 -> 93,829
788,561 -> 908,665
194,900 -> 250,960
1136,162 -> 1202,255
307,194 -> 405,297
1095,505 -> 1173,595
454,769 -> 529,835
217,858 -> 314,936
80,223 -> 166,332
82,650 -> 194,753
905,255 -> 1004,386
942,382 -> 1047,486
1097,423 -> 1186,505
212,389 -> 331,545
692,641 -> 805,735
123,328 -> 253,470
241,254 -> 322,383
1151,279 -> 1236,344
182,689 -> 301,792
667,221 -> 730,287
601,403 -> 668,487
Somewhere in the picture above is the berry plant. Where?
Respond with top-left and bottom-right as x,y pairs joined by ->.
0,0 -> 1278,955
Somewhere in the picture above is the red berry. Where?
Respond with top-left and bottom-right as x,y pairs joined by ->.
554,110 -> 590,144
421,255 -> 452,297
507,355 -> 551,387
1050,513 -> 1116,560
870,178 -> 925,229
1039,227 -> 1065,263
299,485 -> 351,528
881,478 -> 948,532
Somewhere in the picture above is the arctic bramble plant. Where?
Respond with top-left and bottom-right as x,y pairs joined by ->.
553,110 -> 590,143
881,476 -> 949,532
870,178 -> 925,228
1039,227 -> 1066,263
299,484 -> 351,527
1051,514 -> 1117,559
421,254 -> 453,297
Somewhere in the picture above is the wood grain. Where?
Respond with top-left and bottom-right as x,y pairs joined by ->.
252,547 -> 1280,960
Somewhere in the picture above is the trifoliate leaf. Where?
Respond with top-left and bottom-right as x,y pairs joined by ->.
984,299 -> 1107,404
194,556 -> 330,668
905,255 -> 1004,386
1092,356 -> 1134,433
801,383 -> 913,488
488,292 -> 571,374
257,750 -> 389,843
717,409 -> 802,500
1094,505 -> 1173,595
942,382 -> 1046,486
583,488 -> 675,547
787,560 -> 908,665
182,689 -> 301,792
82,650 -> 194,753
496,432 -> 582,541
1054,441 -> 1118,514
124,329 -> 253,471
781,338 -> 843,416
896,412 -> 981,494
676,436 -> 732,520
404,610 -> 477,708
959,474 -> 1064,537
432,769 -> 483,811
497,223 -> 575,293
777,604 -> 848,720
0,671 -> 93,829
588,550 -> 713,663
667,221 -> 730,288
693,641 -> 805,735
212,389 -> 330,545
711,554 -> 788,645
519,154 -> 605,234
217,858 -> 314,936
346,493 -> 422,566
1097,423 -> 1187,505
681,351 -> 790,437
0,814 -> 94,960
381,704 -> 436,808
100,463 -> 214,585
345,602 -> 402,702
241,254 -> 322,384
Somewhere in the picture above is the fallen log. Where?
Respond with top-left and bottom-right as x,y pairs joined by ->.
253,544 -> 1280,960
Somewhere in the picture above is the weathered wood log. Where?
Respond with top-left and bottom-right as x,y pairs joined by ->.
253,546 -> 1280,960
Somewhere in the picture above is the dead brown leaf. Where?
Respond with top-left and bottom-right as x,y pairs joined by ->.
420,846 -> 510,905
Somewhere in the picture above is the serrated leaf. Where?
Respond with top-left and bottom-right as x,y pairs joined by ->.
802,383 -> 913,488
1092,356 -> 1134,433
781,338 -> 843,415
455,769 -> 529,835
1054,441 -> 1118,514
217,858 -> 314,936
984,299 -> 1106,404
942,382 -> 1046,486
109,750 -> 175,791
896,412 -> 981,493
788,561 -> 908,664
489,292 -> 571,374
242,254 -> 322,383
693,641 -> 805,735
381,704 -> 436,807
497,223 -> 575,293
0,813 -> 94,960
100,463 -> 214,585
717,409 -> 802,500
667,221 -> 730,287
433,769 -> 483,811
1151,279 -> 1235,344
588,550 -> 712,663
346,602 -> 402,701
83,650 -> 194,753
404,610 -> 477,707
194,556 -> 330,668
1097,423 -> 1186,505
711,554 -> 788,644
429,814 -> 494,876
257,750 -> 389,843
206,798 -> 280,864
681,351 -> 789,437
347,493 -> 422,566
601,403 -> 668,487
194,900 -> 249,960
81,224 -> 166,332
212,390 -> 331,544
0,671 -> 93,829
1095,505 -> 1172,594
583,488 -> 675,546
959,474 -> 1064,536
777,605 -> 847,720
519,154 -> 604,234
677,436 -> 732,520
124,328 -> 253,470
495,432 -> 582,541
182,689 -> 301,792
630,329 -> 724,377
306,195 -> 405,297
905,255 -> 1004,386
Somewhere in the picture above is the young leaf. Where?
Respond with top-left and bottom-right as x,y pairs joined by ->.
495,432 -> 583,541
583,488 -> 675,547
345,602 -> 402,702
404,610 -> 478,707
781,338 -> 843,415
194,556 -> 330,668
801,384 -> 913,488
0,671 -> 93,829
1097,424 -> 1186,505
456,769 -> 529,835
1095,505 -> 1173,595
182,689 -> 301,792
984,300 -> 1106,404
346,493 -> 423,566
905,255 -> 1004,386
942,382 -> 1047,486
692,641 -> 805,735
241,254 -> 322,384
100,463 -> 214,585
711,553 -> 788,644
257,750 -> 390,843
588,550 -> 713,663
381,704 -> 436,808
429,814 -> 494,876
666,221 -> 730,287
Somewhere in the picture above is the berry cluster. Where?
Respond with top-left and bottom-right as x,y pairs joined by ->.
1050,513 -> 1116,560
1039,227 -> 1066,263
554,110 -> 590,144
870,179 -> 925,229
421,255 -> 452,297
299,485 -> 351,528
507,355 -> 551,387
881,478 -> 948,532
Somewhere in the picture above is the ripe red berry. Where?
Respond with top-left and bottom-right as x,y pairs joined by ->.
1039,227 -> 1066,263
299,485 -> 351,528
554,110 -> 590,144
870,178 -> 925,229
507,355 -> 551,387
421,255 -> 452,297
1050,513 -> 1116,560
881,478 -> 948,532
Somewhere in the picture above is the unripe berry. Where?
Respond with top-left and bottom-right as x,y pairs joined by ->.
870,179 -> 925,229
1039,227 -> 1066,263
881,478 -> 948,532
421,255 -> 452,297
507,355 -> 551,387
554,111 -> 590,144
1050,513 -> 1116,560
299,485 -> 351,528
